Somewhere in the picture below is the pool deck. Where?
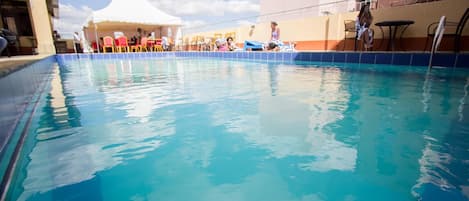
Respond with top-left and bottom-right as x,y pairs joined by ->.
0,55 -> 52,77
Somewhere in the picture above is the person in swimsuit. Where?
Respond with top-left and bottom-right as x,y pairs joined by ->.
271,21 -> 280,41
356,3 -> 373,51
268,21 -> 281,51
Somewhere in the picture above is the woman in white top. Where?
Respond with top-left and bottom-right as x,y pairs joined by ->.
268,21 -> 281,51
356,3 -> 373,50
271,21 -> 280,41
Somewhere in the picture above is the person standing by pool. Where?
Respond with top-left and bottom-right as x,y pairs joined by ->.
356,3 -> 373,51
271,21 -> 280,41
73,32 -> 82,53
268,21 -> 281,51
136,28 -> 142,42
53,30 -> 61,41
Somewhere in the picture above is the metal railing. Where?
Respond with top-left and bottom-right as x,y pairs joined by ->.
428,16 -> 446,69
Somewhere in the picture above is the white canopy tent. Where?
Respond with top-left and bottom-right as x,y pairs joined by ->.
83,0 -> 182,52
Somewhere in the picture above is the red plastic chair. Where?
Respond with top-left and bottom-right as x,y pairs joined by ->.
103,36 -> 114,53
140,37 -> 149,52
154,39 -> 163,52
146,39 -> 155,52
91,41 -> 97,52
130,37 -> 150,52
115,36 -> 129,52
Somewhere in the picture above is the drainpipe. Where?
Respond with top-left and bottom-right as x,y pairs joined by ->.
322,11 -> 332,51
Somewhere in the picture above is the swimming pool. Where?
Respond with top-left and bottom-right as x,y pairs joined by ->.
4,57 -> 469,201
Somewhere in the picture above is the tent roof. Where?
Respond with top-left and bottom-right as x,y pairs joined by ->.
84,0 -> 182,27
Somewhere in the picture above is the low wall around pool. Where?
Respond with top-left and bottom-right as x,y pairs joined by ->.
0,56 -> 56,185
56,51 -> 469,68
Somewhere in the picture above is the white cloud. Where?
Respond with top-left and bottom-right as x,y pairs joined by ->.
237,20 -> 255,26
182,20 -> 211,34
54,0 -> 260,38
53,3 -> 93,38
151,0 -> 260,16
182,20 -> 207,29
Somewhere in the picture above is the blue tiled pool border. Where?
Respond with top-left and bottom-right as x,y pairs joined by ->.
56,51 -> 469,68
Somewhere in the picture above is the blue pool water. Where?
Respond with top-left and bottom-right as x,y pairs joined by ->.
6,58 -> 469,201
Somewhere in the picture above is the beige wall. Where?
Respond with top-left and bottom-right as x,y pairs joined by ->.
368,0 -> 469,38
28,0 -> 56,54
185,0 -> 469,45
259,0 -> 357,22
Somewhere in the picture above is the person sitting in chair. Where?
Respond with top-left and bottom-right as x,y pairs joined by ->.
162,36 -> 171,51
0,36 -> 7,55
0,29 -> 16,56
356,3 -> 374,51
130,36 -> 138,46
226,37 -> 238,51
215,38 -> 228,51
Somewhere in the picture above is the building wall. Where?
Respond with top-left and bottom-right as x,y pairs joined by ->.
28,0 -> 56,54
184,0 -> 469,51
1,0 -> 34,55
0,0 -> 56,55
258,0 -> 357,22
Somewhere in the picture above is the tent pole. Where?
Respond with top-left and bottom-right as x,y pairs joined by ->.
85,27 -> 90,53
95,24 -> 100,53
181,28 -> 184,51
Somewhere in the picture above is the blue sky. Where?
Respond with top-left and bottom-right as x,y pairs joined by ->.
56,0 -> 260,38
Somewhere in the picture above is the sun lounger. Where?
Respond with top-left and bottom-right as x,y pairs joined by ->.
243,41 -> 264,51
277,41 -> 296,52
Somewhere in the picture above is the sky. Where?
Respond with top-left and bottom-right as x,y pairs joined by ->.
55,0 -> 260,38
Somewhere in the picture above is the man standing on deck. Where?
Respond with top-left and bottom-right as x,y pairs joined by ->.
73,32 -> 82,53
